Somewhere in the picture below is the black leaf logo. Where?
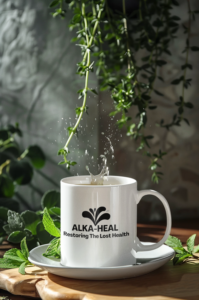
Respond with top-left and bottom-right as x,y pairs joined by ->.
82,206 -> 110,225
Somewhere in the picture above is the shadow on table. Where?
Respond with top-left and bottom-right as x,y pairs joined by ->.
48,262 -> 199,299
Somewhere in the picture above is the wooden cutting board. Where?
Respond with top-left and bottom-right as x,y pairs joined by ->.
0,261 -> 199,300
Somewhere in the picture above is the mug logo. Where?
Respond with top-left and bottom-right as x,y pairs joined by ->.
82,207 -> 110,226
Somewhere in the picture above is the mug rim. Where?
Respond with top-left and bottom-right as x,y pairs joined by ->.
61,175 -> 137,187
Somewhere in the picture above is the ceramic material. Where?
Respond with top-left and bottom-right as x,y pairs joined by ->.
28,243 -> 175,280
61,176 -> 172,267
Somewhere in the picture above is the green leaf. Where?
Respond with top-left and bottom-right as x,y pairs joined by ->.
18,261 -> 26,275
193,245 -> 199,253
49,207 -> 60,217
154,90 -> 164,96
21,211 -> 41,236
89,88 -> 98,95
184,102 -> 194,109
4,248 -> 24,263
36,221 -> 53,245
49,0 -> 60,8
20,237 -> 29,259
165,235 -> 183,249
173,253 -> 192,265
26,145 -> 45,169
191,46 -> 199,51
42,237 -> 61,259
0,174 -> 15,198
173,247 -> 188,254
187,234 -> 196,253
9,160 -> 33,185
0,206 -> 8,222
41,190 -> 60,210
8,231 -> 26,243
0,258 -> 21,269
42,208 -> 60,237
16,250 -> 27,261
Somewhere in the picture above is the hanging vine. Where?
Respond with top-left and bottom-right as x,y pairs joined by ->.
49,0 -> 197,182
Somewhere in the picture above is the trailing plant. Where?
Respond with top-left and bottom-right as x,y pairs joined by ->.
0,123 -> 46,203
49,0 -> 197,183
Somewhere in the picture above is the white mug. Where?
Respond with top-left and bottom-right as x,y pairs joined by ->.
61,176 -> 171,268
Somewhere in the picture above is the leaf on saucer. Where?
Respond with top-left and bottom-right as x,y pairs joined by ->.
43,237 -> 61,259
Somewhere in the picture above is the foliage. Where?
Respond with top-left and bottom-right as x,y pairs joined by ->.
0,237 -> 33,274
0,123 -> 46,202
165,234 -> 199,265
0,204 -> 61,274
49,0 -> 197,182
0,190 -> 60,249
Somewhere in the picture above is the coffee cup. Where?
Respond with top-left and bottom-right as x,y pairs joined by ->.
61,176 -> 171,267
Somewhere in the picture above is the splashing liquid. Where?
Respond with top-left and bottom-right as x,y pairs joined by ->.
85,136 -> 114,185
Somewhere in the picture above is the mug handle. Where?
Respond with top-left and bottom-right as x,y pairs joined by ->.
135,190 -> 172,251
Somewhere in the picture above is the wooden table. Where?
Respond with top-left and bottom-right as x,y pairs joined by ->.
1,220 -> 199,300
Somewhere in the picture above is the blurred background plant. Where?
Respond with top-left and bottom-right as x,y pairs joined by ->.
0,123 -> 61,247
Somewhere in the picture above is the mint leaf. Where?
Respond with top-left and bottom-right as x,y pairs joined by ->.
0,258 -> 21,268
42,208 -> 60,237
3,254 -> 24,263
20,237 -> 29,259
173,247 -> 188,254
187,234 -> 196,254
43,237 -> 61,259
16,250 -> 27,261
165,235 -> 183,249
173,253 -> 192,265
4,248 -> 24,263
193,245 -> 199,253
18,261 -> 27,275
49,207 -> 60,217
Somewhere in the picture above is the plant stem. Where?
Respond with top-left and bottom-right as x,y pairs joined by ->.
82,3 -> 89,45
64,49 -> 90,149
0,160 -> 10,175
64,2 -> 104,151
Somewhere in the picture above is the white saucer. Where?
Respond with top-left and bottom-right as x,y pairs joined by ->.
28,242 -> 174,280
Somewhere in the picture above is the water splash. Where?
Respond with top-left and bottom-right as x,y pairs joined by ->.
86,157 -> 109,185
85,135 -> 115,185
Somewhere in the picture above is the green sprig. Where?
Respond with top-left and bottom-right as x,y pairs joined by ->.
165,234 -> 199,265
0,237 -> 33,274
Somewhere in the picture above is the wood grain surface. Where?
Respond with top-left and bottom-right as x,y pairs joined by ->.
0,220 -> 198,300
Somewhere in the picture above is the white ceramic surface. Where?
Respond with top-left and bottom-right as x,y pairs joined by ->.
61,176 -> 172,267
28,242 -> 175,280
